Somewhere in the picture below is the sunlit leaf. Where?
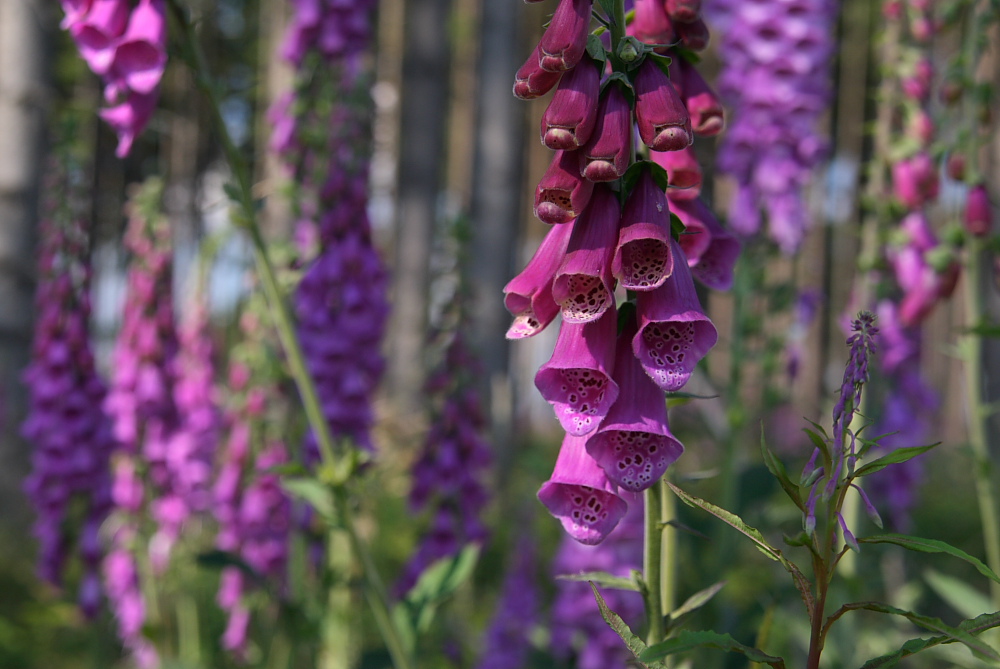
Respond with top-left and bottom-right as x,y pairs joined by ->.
859,534 -> 1000,584
557,571 -> 640,592
591,584 -> 663,668
860,611 -> 1000,668
853,444 -> 938,477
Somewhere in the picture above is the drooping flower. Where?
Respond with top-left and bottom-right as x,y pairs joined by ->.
634,58 -> 693,152
534,150 -> 595,225
581,86 -> 634,182
504,222 -> 574,339
541,57 -> 602,150
613,170 -> 674,292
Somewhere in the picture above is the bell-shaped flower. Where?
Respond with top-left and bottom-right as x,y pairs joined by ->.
109,0 -> 167,96
670,197 -> 711,263
535,307 -> 620,436
70,0 -> 130,75
541,57 -> 601,150
653,145 -> 701,200
586,318 -> 683,492
535,150 -> 595,224
538,0 -> 592,72
680,200 -> 740,290
580,85 -> 633,182
633,239 -> 718,390
677,59 -> 723,136
538,433 -> 628,544
665,0 -> 701,23
631,0 -> 675,44
61,0 -> 95,30
965,184 -> 992,237
612,170 -> 674,291
552,185 -> 619,322
99,90 -> 158,157
514,44 -> 562,100
892,152 -> 938,210
634,59 -> 692,153
675,18 -> 709,51
504,221 -> 574,339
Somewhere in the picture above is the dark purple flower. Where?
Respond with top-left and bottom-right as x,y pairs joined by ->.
476,538 -> 539,669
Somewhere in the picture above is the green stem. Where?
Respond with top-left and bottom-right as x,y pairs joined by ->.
659,476 -> 676,616
963,238 -> 1000,606
644,481 -> 665,647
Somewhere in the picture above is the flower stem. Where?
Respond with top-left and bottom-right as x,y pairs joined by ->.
644,481 -> 665,647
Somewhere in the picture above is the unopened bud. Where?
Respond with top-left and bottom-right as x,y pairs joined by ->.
965,184 -> 992,237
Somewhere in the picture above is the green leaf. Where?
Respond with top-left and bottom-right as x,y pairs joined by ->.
860,610 -> 1000,668
266,462 -> 309,477
924,569 -> 996,620
669,212 -> 685,238
647,51 -> 672,79
669,581 -> 726,622
760,427 -> 804,510
586,33 -> 607,66
281,477 -> 334,520
859,534 -> 1000,584
853,444 -> 939,477
557,571 -> 640,592
802,428 -> 832,482
402,544 -> 480,633
843,602 -> 1000,663
667,483 -> 814,615
590,584 -> 663,668
639,630 -> 786,667
595,0 -> 616,21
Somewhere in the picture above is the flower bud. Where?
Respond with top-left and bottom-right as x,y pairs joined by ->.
581,85 -> 633,182
540,58 -> 601,150
514,44 -> 562,100
946,153 -> 966,181
538,0 -> 592,73
891,153 -> 938,210
965,184 -> 992,237
535,150 -> 595,224
634,59 -> 692,152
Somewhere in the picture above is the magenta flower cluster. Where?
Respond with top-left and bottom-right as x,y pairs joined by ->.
60,0 -> 167,156
510,0 -> 735,544
281,0 -> 379,70
23,211 -> 114,618
706,0 -> 837,253
397,333 -> 492,595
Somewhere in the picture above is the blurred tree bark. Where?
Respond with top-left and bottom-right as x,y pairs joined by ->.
0,0 -> 50,553
386,0 -> 453,417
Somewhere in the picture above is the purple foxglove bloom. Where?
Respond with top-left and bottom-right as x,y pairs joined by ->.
665,0 -> 701,23
504,220 -> 574,339
631,0 -> 675,44
538,433 -> 629,544
965,184 -> 992,237
99,91 -> 158,158
653,145 -> 702,199
108,0 -> 167,96
535,307 -> 621,436
60,0 -> 95,30
541,57 -> 601,150
891,152 -> 939,210
670,197 -> 712,264
587,319 -> 683,492
581,86 -> 633,182
612,170 -> 674,291
633,239 -> 718,390
676,58 -> 724,136
69,0 -> 130,75
538,0 -> 593,72
635,59 -> 692,153
901,58 -> 933,102
534,150 -> 595,224
675,17 -> 710,51
514,44 -> 563,99
552,185 -> 620,322
678,199 -> 740,290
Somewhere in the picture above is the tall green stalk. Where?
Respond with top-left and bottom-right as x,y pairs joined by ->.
166,5 -> 414,668
644,482 -> 666,647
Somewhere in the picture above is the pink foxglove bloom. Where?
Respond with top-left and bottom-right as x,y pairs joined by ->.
552,185 -> 620,322
632,0 -> 675,44
504,221 -> 574,339
675,17 -> 710,51
581,86 -> 633,182
98,91 -> 159,158
676,58 -> 724,136
68,0 -> 130,75
514,44 -> 563,100
534,150 -> 595,224
652,145 -> 702,199
671,198 -> 740,290
538,0 -> 593,72
541,57 -> 601,150
586,319 -> 683,492
612,170 -> 674,291
538,433 -> 629,544
535,308 -> 620,436
671,198 -> 712,264
891,152 -> 939,210
634,59 -> 692,153
965,184 -> 992,237
666,0 -> 702,23
108,0 -> 167,96
633,239 -> 718,390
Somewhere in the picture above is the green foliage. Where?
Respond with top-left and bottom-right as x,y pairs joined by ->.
557,570 -> 640,592
640,630 -> 787,668
859,534 -> 1000,584
860,611 -> 1000,668
590,584 -> 664,669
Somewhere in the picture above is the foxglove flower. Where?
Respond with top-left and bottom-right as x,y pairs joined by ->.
504,221 -> 574,339
652,146 -> 702,199
581,86 -> 633,182
538,433 -> 629,544
675,58 -> 724,136
632,0 -> 675,44
538,0 -> 593,72
634,59 -> 692,153
965,184 -> 992,237
534,150 -> 595,225
892,152 -> 939,210
281,0 -> 379,70
671,198 -> 740,290
612,170 -> 674,291
514,44 -> 564,100
541,57 -> 601,150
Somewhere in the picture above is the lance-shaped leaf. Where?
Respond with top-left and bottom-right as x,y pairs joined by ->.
557,570 -> 640,591
853,444 -> 939,478
538,434 -> 628,544
590,584 -> 663,668
613,169 -> 674,291
632,240 -> 718,391
859,534 -> 1000,584
860,611 -> 1000,669
504,221 -> 573,338
535,307 -> 620,436
634,58 -> 692,153
541,56 -> 601,150
552,184 -> 620,322
587,316 -> 683,492
761,428 -> 804,511
534,150 -> 595,224
640,630 -> 786,668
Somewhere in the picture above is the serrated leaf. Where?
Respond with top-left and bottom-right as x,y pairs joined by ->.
558,571 -> 640,591
859,534 -> 1000,584
924,569 -> 996,620
761,428 -> 804,510
853,444 -> 938,477
669,582 -> 726,621
591,584 -> 663,668
841,601 -> 1000,662
639,630 -> 786,667
403,544 -> 480,633
860,610 -> 1000,668
281,477 -> 334,519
